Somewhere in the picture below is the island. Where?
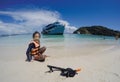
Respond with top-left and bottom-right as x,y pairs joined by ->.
73,26 -> 120,37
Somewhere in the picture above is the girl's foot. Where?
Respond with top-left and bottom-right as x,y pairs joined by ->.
44,55 -> 50,58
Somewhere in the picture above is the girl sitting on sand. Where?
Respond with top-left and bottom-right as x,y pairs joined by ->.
26,31 -> 47,62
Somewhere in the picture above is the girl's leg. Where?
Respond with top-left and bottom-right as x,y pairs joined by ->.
38,55 -> 46,62
39,46 -> 46,54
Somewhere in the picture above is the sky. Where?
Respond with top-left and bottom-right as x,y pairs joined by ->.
0,0 -> 120,35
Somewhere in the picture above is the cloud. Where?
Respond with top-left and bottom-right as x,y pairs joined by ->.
58,20 -> 77,33
0,9 -> 77,35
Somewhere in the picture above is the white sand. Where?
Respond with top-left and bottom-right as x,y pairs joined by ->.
0,43 -> 120,82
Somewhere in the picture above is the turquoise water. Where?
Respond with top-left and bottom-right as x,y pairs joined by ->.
0,34 -> 119,46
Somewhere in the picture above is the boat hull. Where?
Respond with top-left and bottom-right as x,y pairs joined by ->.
42,23 -> 65,35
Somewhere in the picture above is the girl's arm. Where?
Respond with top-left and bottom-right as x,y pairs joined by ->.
26,43 -> 35,62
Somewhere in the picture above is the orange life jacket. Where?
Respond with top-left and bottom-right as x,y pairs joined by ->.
30,40 -> 45,60
30,40 -> 40,56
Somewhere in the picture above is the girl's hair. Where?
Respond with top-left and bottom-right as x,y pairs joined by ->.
32,31 -> 41,38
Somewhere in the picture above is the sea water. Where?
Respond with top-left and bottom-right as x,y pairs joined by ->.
0,34 -> 119,47
0,34 -> 119,59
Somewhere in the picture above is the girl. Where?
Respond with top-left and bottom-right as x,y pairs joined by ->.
26,31 -> 47,62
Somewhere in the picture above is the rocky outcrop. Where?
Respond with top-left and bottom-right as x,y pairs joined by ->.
73,26 -> 120,37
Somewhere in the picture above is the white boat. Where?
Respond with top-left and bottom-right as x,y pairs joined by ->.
42,22 -> 65,35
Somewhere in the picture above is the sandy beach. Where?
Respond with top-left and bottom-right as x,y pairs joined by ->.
0,34 -> 120,82
0,0 -> 120,81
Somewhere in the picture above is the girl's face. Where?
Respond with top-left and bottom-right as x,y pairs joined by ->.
33,33 -> 40,40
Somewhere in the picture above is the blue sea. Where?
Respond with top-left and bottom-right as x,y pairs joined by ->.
0,34 -> 119,47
